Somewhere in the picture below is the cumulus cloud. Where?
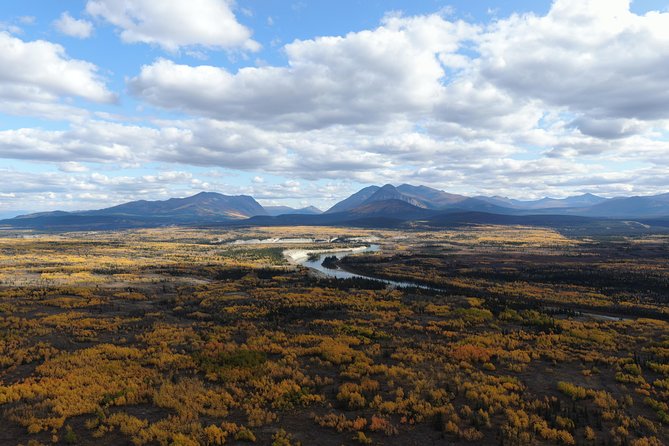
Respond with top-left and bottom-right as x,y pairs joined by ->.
54,12 -> 93,38
0,33 -> 113,103
128,1 -> 669,136
123,1 -> 669,198
0,32 -> 114,120
0,120 -> 282,169
4,0 -> 669,209
59,162 -> 89,173
128,15 -> 479,129
0,168 -> 207,212
568,117 -> 650,140
0,166 -> 362,213
1,116 -> 667,199
479,0 -> 669,125
0,117 -> 505,176
85,0 -> 259,52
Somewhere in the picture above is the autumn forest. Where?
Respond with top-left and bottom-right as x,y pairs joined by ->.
0,225 -> 668,445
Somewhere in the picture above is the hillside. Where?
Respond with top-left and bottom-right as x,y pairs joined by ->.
4,185 -> 669,232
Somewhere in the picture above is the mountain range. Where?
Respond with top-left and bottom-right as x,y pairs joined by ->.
3,184 -> 669,232
265,205 -> 322,216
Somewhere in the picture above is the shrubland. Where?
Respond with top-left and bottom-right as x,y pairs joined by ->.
0,226 -> 667,444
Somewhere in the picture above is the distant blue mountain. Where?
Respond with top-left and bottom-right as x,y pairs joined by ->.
476,193 -> 607,209
0,210 -> 30,220
3,185 -> 669,232
264,205 -> 322,216
7,192 -> 267,229
86,191 -> 266,219
576,193 -> 669,217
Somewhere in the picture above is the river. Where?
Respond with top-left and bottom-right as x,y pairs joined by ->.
288,245 -> 635,321
290,244 -> 434,289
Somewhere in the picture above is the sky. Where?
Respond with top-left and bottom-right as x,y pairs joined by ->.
1,0 -> 669,216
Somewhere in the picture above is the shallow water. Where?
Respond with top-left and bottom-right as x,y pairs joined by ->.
299,245 -> 380,279
296,245 -> 434,289
230,237 -> 318,245
578,311 -> 631,322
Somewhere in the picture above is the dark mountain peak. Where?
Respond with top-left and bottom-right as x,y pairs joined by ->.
367,184 -> 400,199
6,185 -> 669,231
325,185 -> 380,213
188,191 -> 254,201
569,193 -> 606,203
190,191 -> 222,199
329,183 -> 473,215
397,184 -> 467,207
397,184 -> 433,193
363,184 -> 428,209
81,191 -> 267,220
349,198 -> 433,219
